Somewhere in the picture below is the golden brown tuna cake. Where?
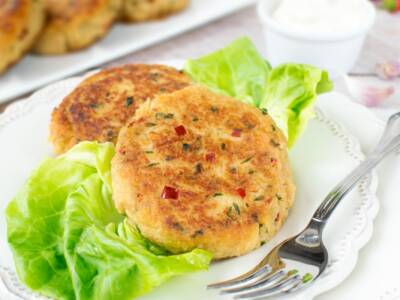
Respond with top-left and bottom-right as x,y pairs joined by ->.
111,85 -> 296,259
121,0 -> 189,22
0,0 -> 45,74
32,0 -> 121,54
50,64 -> 192,154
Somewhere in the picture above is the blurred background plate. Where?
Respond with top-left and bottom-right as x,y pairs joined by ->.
0,0 -> 255,104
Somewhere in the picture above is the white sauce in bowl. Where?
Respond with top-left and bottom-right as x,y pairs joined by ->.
272,0 -> 370,34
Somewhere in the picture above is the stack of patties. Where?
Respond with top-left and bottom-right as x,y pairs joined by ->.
50,65 -> 295,259
0,0 -> 190,74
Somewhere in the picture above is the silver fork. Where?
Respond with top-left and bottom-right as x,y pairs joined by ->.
208,112 -> 400,299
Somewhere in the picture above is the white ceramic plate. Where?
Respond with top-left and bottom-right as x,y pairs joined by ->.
0,66 -> 379,300
0,0 -> 256,103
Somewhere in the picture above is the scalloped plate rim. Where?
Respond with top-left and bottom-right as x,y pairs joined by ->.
0,64 -> 380,300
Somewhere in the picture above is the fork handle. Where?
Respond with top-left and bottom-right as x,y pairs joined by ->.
312,112 -> 400,224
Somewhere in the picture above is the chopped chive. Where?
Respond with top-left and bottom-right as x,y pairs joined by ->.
213,193 -> 223,197
221,143 -> 226,150
248,169 -> 255,174
261,108 -> 268,115
125,96 -> 134,107
288,269 -> 299,276
156,112 -> 174,119
276,194 -> 283,201
150,73 -> 160,80
302,273 -> 313,283
146,162 -> 159,168
241,156 -> 253,164
230,167 -> 237,173
270,139 -> 280,147
182,143 -> 190,151
260,241 -> 266,246
233,203 -> 241,215
227,207 -> 234,218
195,163 -> 203,174
210,106 -> 219,112
192,116 -> 199,122
145,122 -> 156,127
254,195 -> 264,201
271,124 -> 276,131
145,150 -> 154,154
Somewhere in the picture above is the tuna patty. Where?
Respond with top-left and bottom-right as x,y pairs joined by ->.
50,64 -> 192,154
112,86 -> 295,259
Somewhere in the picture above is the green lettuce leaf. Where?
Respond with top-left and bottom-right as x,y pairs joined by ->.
184,37 -> 333,147
6,142 -> 212,300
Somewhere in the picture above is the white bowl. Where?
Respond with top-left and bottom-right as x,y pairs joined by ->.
257,0 -> 376,77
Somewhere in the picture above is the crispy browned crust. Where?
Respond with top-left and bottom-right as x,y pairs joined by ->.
32,0 -> 121,55
121,0 -> 189,22
49,64 -> 192,154
0,0 -> 45,74
111,86 -> 296,259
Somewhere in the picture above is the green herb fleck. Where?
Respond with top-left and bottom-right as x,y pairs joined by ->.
288,269 -> 299,276
270,139 -> 280,147
230,167 -> 237,173
276,194 -> 283,201
241,156 -> 253,164
302,273 -> 313,283
195,163 -> 202,174
221,143 -> 226,150
150,73 -> 160,81
248,169 -> 255,174
213,193 -> 223,197
261,241 -> 266,246
192,116 -> 199,122
125,96 -> 134,107
182,143 -> 190,151
145,150 -> 154,154
89,102 -> 98,109
145,122 -> 156,127
156,112 -> 174,119
271,124 -> 276,131
227,207 -> 234,218
146,162 -> 159,168
254,195 -> 264,201
210,106 -> 219,113
261,108 -> 268,115
233,203 -> 241,215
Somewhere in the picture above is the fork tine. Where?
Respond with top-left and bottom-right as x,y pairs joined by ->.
233,275 -> 302,299
207,264 -> 272,289
220,270 -> 285,294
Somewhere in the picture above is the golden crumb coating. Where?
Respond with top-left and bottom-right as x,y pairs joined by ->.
32,0 -> 121,54
121,0 -> 189,22
0,0 -> 45,74
112,86 -> 296,259
50,64 -> 192,154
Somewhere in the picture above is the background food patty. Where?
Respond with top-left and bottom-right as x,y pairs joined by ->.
112,86 -> 296,259
33,0 -> 121,54
0,0 -> 45,74
121,0 -> 189,22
